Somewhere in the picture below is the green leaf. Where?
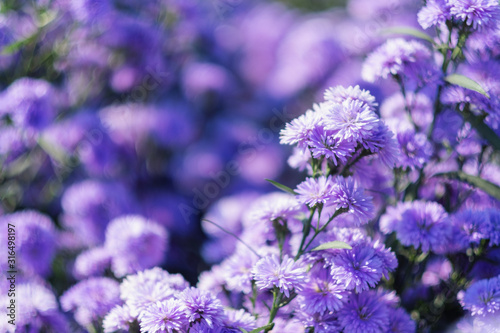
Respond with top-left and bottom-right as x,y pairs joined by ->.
311,241 -> 352,251
434,171 -> 500,201
240,329 -> 249,333
380,26 -> 436,45
460,106 -> 500,152
445,74 -> 490,98
265,179 -> 297,195
1,34 -> 38,55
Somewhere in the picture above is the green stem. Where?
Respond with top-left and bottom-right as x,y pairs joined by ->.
295,207 -> 317,260
301,208 -> 348,255
265,288 -> 282,333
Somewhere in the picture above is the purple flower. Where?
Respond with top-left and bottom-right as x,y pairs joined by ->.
450,0 -> 500,30
249,192 -> 305,227
0,210 -> 56,277
462,275 -> 500,316
329,176 -> 375,225
120,267 -> 189,317
396,130 -> 433,169
298,267 -> 347,314
324,85 -> 378,111
68,0 -> 113,24
307,127 -> 356,165
386,307 -> 416,333
252,255 -> 307,297
139,300 -> 188,333
451,210 -> 491,250
296,310 -> 341,333
362,38 -> 439,86
15,282 -> 69,332
0,78 -> 58,132
280,105 -> 323,148
221,252 -> 259,294
179,287 -> 225,328
73,247 -> 112,279
362,121 -> 400,165
103,305 -> 136,333
61,277 -> 121,327
329,245 -> 385,292
380,201 -> 451,253
222,309 -> 257,331
422,257 -> 453,286
418,0 -> 452,29
61,180 -> 137,246
104,215 -> 168,277
322,100 -> 379,143
486,210 -> 500,246
380,92 -> 434,132
337,291 -> 391,333
363,122 -> 400,168
295,176 -> 336,207
288,146 -> 311,171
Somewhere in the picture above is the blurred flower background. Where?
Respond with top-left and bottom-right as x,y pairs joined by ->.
1,0 -> 500,332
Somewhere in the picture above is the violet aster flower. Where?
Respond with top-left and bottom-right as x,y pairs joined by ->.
486,209 -> 500,246
372,240 -> 399,279
249,192 -> 305,226
179,287 -> 225,328
15,282 -> 69,332
396,130 -> 433,169
337,290 -> 391,333
363,122 -> 400,168
222,309 -> 257,332
449,0 -> 500,30
280,105 -> 323,148
380,92 -> 434,132
73,247 -> 112,279
221,252 -> 259,294
297,267 -> 347,314
307,127 -> 356,165
268,317 -> 305,333
295,176 -> 336,207
61,277 -> 121,327
0,210 -> 56,277
0,78 -> 57,132
418,0 -> 452,29
422,258 -> 453,286
322,100 -> 379,143
324,85 -> 378,111
362,121 -> 399,158
386,307 -> 416,333
102,304 -> 136,333
330,176 -> 375,225
139,300 -> 188,333
288,146 -> 311,171
451,210 -> 491,250
329,245 -> 385,292
462,275 -> 500,316
380,201 -> 451,253
296,310 -> 341,333
362,38 -> 438,86
61,180 -> 137,246
120,267 -> 189,317
252,255 -> 307,298
104,215 -> 168,277
68,0 -> 113,24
